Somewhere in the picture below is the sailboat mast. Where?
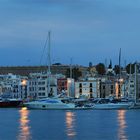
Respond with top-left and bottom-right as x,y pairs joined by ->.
119,48 -> 121,79
129,63 -> 132,98
48,31 -> 51,75
47,31 -> 51,96
70,58 -> 72,78
134,63 -> 137,104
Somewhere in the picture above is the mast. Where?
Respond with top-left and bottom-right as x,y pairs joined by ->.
69,58 -> 73,97
134,63 -> 137,104
119,48 -> 121,79
118,48 -> 121,98
70,58 -> 73,79
47,31 -> 51,96
129,63 -> 132,98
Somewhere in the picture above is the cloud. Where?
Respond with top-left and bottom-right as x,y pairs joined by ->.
0,0 -> 140,65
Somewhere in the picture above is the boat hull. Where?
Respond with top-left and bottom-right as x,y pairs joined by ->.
0,100 -> 23,108
24,102 -> 76,110
93,103 -> 132,110
24,98 -> 94,110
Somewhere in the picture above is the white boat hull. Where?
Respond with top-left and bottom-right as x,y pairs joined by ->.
25,102 -> 75,110
93,103 -> 133,110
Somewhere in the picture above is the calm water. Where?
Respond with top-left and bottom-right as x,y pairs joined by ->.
0,108 -> 140,140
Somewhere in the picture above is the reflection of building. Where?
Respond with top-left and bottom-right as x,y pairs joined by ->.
117,110 -> 128,140
65,112 -> 76,138
18,107 -> 31,140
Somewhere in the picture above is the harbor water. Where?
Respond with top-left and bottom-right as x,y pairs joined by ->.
0,108 -> 140,140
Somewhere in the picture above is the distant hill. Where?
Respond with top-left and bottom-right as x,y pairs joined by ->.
0,65 -> 88,76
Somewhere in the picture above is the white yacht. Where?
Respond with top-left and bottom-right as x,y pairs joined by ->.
93,102 -> 133,110
24,98 -> 75,110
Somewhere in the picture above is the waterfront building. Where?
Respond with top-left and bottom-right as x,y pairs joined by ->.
75,78 -> 97,98
57,78 -> 67,94
0,73 -> 28,99
100,80 -> 116,98
121,73 -> 140,100
57,78 -> 75,97
28,73 -> 58,99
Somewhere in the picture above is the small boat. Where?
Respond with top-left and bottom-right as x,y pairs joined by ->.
0,98 -> 23,108
24,98 -> 76,110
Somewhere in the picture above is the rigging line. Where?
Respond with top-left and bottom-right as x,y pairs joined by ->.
39,34 -> 49,66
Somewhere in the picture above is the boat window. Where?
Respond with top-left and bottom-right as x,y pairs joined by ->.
42,105 -> 46,108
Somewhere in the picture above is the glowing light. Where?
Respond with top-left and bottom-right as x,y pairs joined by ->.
21,80 -> 27,86
68,79 -> 72,84
115,82 -> 119,98
119,78 -> 124,83
21,107 -> 27,111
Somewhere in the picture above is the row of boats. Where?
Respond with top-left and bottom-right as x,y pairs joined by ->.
23,97 -> 140,110
0,97 -> 139,110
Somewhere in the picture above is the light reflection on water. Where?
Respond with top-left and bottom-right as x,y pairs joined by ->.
18,107 -> 31,140
117,110 -> 128,140
65,111 -> 76,138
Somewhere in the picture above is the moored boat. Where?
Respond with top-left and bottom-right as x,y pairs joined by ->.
24,98 -> 76,110
0,98 -> 23,108
92,102 -> 133,110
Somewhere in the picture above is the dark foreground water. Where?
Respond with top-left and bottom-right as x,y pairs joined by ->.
0,108 -> 140,140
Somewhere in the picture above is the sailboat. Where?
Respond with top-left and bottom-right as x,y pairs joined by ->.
92,49 -> 133,110
24,32 -> 76,110
129,63 -> 140,109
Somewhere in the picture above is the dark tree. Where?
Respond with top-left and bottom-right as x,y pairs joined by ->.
114,65 -> 120,75
96,63 -> 106,75
65,67 -> 82,81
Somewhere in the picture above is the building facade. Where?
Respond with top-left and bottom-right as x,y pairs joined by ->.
75,79 -> 97,98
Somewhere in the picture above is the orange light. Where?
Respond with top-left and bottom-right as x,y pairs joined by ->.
22,80 -> 27,86
116,82 -> 119,98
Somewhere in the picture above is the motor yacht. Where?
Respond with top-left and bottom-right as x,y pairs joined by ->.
24,98 -> 75,110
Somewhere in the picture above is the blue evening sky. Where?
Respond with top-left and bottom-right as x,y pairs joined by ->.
0,0 -> 140,66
